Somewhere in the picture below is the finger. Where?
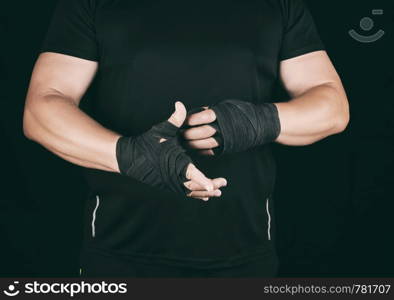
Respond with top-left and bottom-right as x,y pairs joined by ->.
186,138 -> 219,150
184,177 -> 227,191
198,149 -> 215,156
186,109 -> 216,126
194,197 -> 210,202
168,101 -> 187,128
187,189 -> 222,198
182,125 -> 217,140
187,107 -> 206,116
185,164 -> 214,191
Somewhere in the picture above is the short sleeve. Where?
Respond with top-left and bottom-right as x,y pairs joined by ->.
40,0 -> 99,61
279,0 -> 325,61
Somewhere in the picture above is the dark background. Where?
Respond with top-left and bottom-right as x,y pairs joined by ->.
0,0 -> 393,277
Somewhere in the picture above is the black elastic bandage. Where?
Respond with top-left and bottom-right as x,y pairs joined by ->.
210,100 -> 281,155
116,121 -> 192,195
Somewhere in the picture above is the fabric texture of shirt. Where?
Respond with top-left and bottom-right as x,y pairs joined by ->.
41,0 -> 324,269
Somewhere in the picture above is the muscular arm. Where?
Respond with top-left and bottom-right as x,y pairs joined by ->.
182,51 -> 350,154
23,53 -> 225,199
23,53 -> 120,172
274,51 -> 350,146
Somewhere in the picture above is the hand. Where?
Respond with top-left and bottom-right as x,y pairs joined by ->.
116,102 -> 226,201
168,103 -> 226,201
182,100 -> 281,155
182,107 -> 219,156
184,175 -> 227,201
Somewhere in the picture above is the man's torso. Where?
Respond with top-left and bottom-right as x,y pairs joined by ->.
82,0 -> 282,268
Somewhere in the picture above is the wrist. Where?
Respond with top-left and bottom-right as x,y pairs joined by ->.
262,102 -> 281,143
209,99 -> 282,154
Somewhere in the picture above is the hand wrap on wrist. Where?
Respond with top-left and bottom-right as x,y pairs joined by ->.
116,121 -> 192,195
210,100 -> 281,155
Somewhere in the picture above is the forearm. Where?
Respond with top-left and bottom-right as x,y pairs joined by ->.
274,83 -> 349,146
23,94 -> 120,172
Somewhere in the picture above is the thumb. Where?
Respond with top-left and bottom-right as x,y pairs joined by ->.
168,101 -> 187,128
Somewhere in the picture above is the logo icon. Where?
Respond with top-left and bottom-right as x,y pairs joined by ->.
3,282 -> 20,297
349,9 -> 385,43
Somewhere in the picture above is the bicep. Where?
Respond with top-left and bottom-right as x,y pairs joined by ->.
27,52 -> 98,105
279,50 -> 343,98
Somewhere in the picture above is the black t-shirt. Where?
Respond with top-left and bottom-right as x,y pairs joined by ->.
41,0 -> 324,269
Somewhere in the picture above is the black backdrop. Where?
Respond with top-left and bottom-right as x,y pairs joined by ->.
0,0 -> 393,277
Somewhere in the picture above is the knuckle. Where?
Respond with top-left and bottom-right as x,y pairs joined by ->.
207,110 -> 216,121
205,125 -> 216,134
189,141 -> 199,148
182,129 -> 190,138
210,138 -> 218,147
191,129 -> 199,139
201,111 -> 214,122
197,126 -> 206,136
